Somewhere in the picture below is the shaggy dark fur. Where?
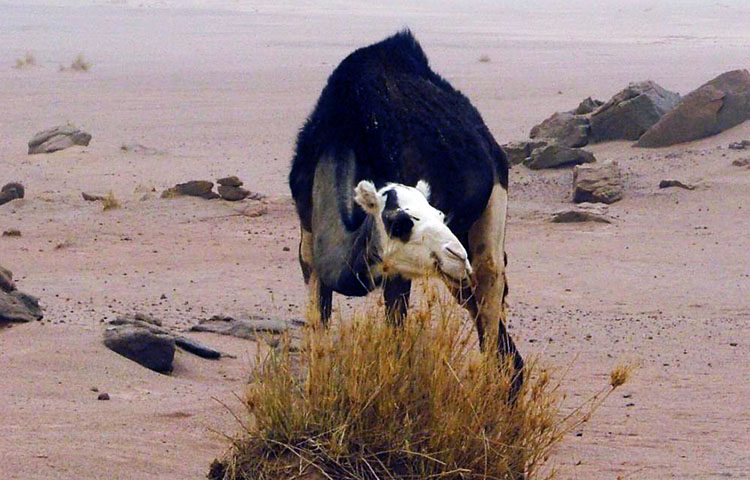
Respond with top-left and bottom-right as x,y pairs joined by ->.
289,30 -> 508,239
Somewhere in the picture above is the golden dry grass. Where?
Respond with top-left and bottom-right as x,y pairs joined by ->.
212,284 -> 631,480
100,191 -> 121,210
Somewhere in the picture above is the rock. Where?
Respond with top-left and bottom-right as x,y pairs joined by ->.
109,314 -> 223,359
81,192 -> 105,202
28,125 -> 92,154
590,81 -> 680,142
524,144 -> 596,170
217,176 -> 243,187
573,161 -> 624,204
731,158 -> 750,167
0,265 -> 14,292
658,179 -> 695,190
190,315 -> 293,339
217,185 -> 251,201
502,140 -> 547,165
551,203 -> 612,223
0,289 -> 43,323
572,97 -> 603,115
0,182 -> 25,206
103,325 -> 175,373
120,143 -> 165,156
97,392 -> 110,401
161,180 -> 218,199
529,112 -> 590,147
638,70 -> 750,148
2,229 -> 21,237
728,140 -> 750,150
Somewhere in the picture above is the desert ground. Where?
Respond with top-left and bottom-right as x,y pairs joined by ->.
2,1 -> 750,478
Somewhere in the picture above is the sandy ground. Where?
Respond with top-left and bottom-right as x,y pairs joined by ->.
2,1 -> 750,478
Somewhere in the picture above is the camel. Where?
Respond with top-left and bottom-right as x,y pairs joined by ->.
289,30 -> 523,399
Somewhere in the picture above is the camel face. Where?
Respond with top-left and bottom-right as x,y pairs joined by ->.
354,180 -> 472,283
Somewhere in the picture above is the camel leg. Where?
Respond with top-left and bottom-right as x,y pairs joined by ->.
466,184 -> 524,402
383,275 -> 411,326
299,226 -> 333,326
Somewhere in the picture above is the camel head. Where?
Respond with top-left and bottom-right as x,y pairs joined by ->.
354,180 -> 472,283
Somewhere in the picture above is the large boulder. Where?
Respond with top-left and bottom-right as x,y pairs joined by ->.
572,97 -> 604,115
524,144 -> 596,170
0,182 -> 25,206
589,81 -> 680,142
501,140 -> 547,165
0,265 -> 43,323
529,112 -> 590,147
103,325 -> 175,373
637,70 -> 750,148
573,161 -> 623,204
28,125 -> 92,154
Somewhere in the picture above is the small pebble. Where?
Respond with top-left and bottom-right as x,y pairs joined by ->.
97,393 -> 110,401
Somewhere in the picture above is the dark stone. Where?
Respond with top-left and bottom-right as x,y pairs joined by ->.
120,143 -> 165,156
109,314 -> 223,359
190,315 -> 292,339
2,229 -> 21,237
728,140 -> 750,150
162,180 -> 217,199
732,158 -> 750,167
573,161 -> 624,204
529,111 -> 590,147
0,183 -> 25,206
28,125 -> 92,154
82,192 -> 105,202
0,265 -> 14,292
551,203 -> 611,223
97,392 -> 110,401
0,289 -> 43,323
103,325 -> 175,373
502,140 -> 547,165
658,179 -> 695,190
524,144 -> 596,170
217,176 -> 243,187
590,81 -> 680,142
638,70 -> 750,148
572,97 -> 604,115
218,185 -> 250,201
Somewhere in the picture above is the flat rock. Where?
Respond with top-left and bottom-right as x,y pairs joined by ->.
529,111 -> 590,147
728,140 -> 750,150
190,315 -> 293,339
638,70 -> 750,148
0,183 -> 25,206
218,185 -> 250,201
590,81 -> 680,142
502,140 -> 547,165
161,180 -> 218,199
2,229 -> 22,237
28,125 -> 92,154
731,158 -> 750,167
81,192 -> 105,202
103,325 -> 175,373
551,203 -> 611,223
524,144 -> 596,170
659,179 -> 695,190
217,176 -> 243,187
573,161 -> 624,204
109,314 -> 222,359
120,143 -> 166,156
0,290 -> 43,323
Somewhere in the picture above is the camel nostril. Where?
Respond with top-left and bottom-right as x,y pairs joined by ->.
444,244 -> 467,262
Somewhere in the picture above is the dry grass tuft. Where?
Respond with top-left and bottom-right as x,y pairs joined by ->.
60,54 -> 91,72
100,191 -> 121,210
609,362 -> 636,389
212,284 -> 634,480
13,52 -> 36,69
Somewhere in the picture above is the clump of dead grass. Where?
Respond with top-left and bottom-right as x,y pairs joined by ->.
100,191 -> 120,210
213,284 -> 632,480
13,52 -> 36,69
60,54 -> 91,72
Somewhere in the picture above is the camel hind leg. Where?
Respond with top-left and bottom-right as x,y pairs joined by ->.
299,226 -> 332,326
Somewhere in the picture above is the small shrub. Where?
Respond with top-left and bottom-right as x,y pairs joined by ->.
13,52 -> 36,69
100,191 -> 120,210
213,284 -> 631,479
60,54 -> 91,72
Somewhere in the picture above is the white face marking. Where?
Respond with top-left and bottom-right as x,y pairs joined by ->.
354,180 -> 472,282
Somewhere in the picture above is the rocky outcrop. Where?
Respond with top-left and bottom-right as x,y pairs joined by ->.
28,125 -> 92,154
530,112 -> 589,147
637,70 -> 750,148
572,97 -> 603,115
573,161 -> 623,204
524,144 -> 596,170
502,140 -> 547,165
103,325 -> 175,373
551,203 -> 612,223
0,265 -> 43,323
589,81 -> 680,142
0,183 -> 25,206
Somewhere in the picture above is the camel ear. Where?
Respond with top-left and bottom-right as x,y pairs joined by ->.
354,180 -> 382,214
415,179 -> 431,200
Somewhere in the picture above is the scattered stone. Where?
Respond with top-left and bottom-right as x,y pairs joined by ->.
161,180 -> 218,199
573,161 -> 624,204
2,229 -> 21,237
97,392 -> 110,401
638,70 -> 750,148
589,81 -> 680,142
0,182 -> 25,206
658,179 -> 695,190
28,125 -> 92,154
524,144 -> 596,170
191,315 -> 293,339
728,140 -> 750,150
731,158 -> 750,167
529,111 -> 590,148
502,140 -> 547,165
81,192 -> 105,202
1,290 -> 43,323
218,185 -> 251,201
217,176 -> 243,187
551,203 -> 612,223
103,325 -> 175,373
109,314 -> 223,359
572,97 -> 603,115
0,265 -> 14,292
120,143 -> 165,156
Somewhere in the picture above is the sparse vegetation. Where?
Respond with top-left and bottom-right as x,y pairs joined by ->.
479,54 -> 491,63
212,284 -> 632,480
60,54 -> 91,72
100,191 -> 121,210
13,52 -> 36,69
